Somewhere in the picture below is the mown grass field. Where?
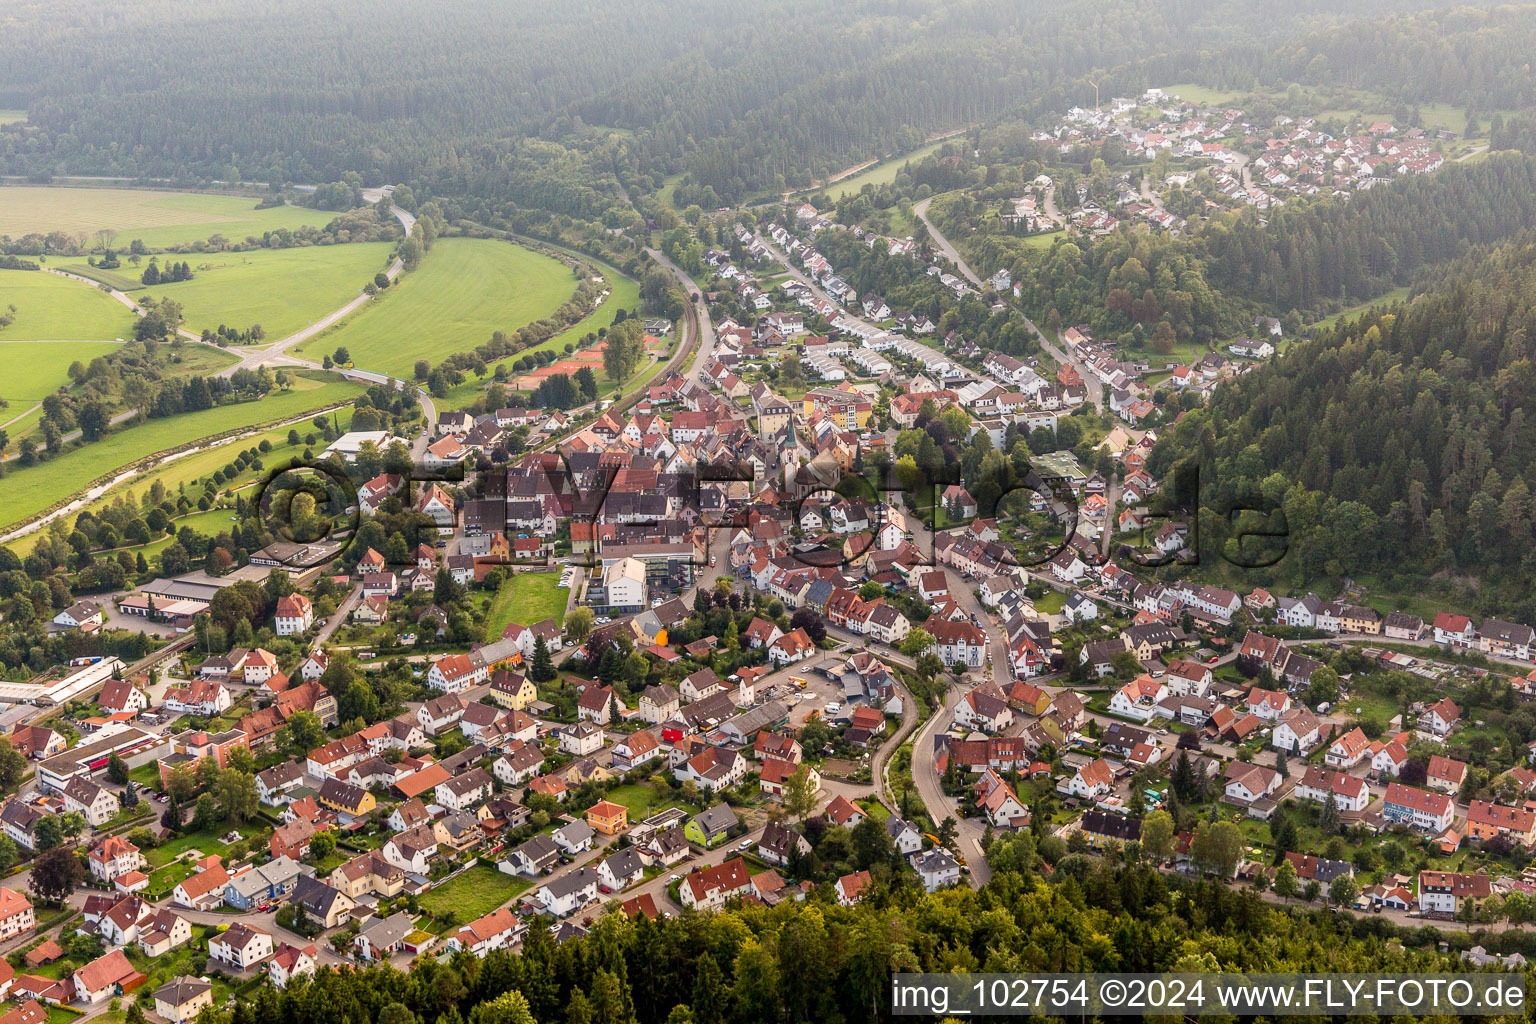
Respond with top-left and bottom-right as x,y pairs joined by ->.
0,340 -> 123,400
0,111 -> 25,126
1309,285 -> 1412,330
828,136 -> 956,200
1,342 -> 239,448
517,266 -> 642,365
0,269 -> 138,339
303,238 -> 576,377
6,408 -> 357,557
0,186 -> 342,250
483,571 -> 568,638
132,242 -> 394,341
418,864 -> 529,921
0,374 -> 363,531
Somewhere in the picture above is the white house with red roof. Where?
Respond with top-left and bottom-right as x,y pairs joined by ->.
1109,675 -> 1166,723
1244,687 -> 1291,721
1432,612 -> 1477,647
88,836 -> 145,883
0,888 -> 33,941
835,870 -> 873,906
274,594 -> 313,637
679,857 -> 752,910
1326,727 -> 1371,769
1295,766 -> 1369,813
974,769 -> 1030,828
1369,732 -> 1410,777
1065,757 -> 1114,800
97,679 -> 148,716
823,794 -> 866,829
1419,697 -> 1461,738
767,628 -> 814,666
427,654 -> 486,694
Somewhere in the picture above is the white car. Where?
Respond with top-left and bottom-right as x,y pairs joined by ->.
824,703 -> 840,716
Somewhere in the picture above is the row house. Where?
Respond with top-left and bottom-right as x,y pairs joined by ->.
1382,782 -> 1454,833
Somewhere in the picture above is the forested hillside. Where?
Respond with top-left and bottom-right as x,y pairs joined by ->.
0,0 -> 1457,210
210,844 -> 1505,1024
993,153 -> 1536,346
1150,229 -> 1536,622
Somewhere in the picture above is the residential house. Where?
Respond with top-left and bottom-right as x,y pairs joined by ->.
209,924 -> 274,971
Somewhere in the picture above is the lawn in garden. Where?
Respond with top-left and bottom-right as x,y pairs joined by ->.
417,864 -> 530,921
483,571 -> 569,638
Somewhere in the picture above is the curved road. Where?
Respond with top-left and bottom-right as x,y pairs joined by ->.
3,201 -> 434,488
914,195 -> 1106,410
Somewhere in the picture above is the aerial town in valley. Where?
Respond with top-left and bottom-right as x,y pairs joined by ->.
0,116 -> 1534,1014
1022,87 -> 1453,238
4,0 -> 1536,1012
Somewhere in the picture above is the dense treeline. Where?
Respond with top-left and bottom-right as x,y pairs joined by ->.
0,0 -> 1445,213
1264,6 -> 1536,114
1201,154 -> 1536,310
189,841 -> 1510,1024
1150,230 -> 1536,621
992,153 -> 1536,349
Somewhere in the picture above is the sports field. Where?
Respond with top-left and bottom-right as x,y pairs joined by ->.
0,341 -> 124,401
302,238 -> 576,377
0,374 -> 363,531
0,269 -> 137,339
131,242 -> 394,342
0,187 -> 343,250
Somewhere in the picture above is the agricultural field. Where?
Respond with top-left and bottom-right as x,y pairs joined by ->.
0,268 -> 138,339
0,372 -> 363,531
0,340 -> 123,401
127,242 -> 394,342
516,264 -> 643,365
1,342 -> 239,447
0,186 -> 343,250
0,111 -> 25,126
301,237 -> 577,377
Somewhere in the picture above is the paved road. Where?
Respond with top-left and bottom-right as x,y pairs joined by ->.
1041,183 -> 1064,225
42,267 -> 202,343
217,204 -> 416,378
754,232 -> 891,338
912,195 -> 1110,412
643,247 -> 717,386
908,684 -> 991,886
316,584 -> 363,644
913,196 -> 982,288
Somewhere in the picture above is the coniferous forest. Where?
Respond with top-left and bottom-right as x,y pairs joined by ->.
1151,227 -> 1536,623
0,0 -> 1489,212
214,845 -> 1527,1024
